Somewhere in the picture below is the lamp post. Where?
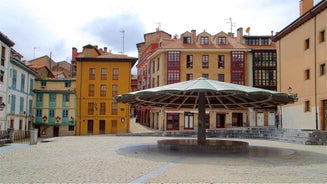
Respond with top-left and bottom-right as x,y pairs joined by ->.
0,102 -> 5,111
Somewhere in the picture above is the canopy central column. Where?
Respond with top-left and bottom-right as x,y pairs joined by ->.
198,92 -> 206,144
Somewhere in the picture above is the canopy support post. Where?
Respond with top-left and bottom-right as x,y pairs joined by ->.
198,92 -> 206,145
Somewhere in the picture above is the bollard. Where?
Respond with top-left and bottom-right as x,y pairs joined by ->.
7,128 -> 14,143
30,129 -> 38,145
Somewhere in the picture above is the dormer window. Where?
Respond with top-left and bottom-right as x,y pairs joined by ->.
200,37 -> 209,45
183,36 -> 191,44
217,37 -> 227,45
86,48 -> 92,57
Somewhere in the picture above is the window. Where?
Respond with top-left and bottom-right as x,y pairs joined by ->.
183,36 -> 191,44
49,94 -> 56,102
101,68 -> 107,80
202,55 -> 209,68
10,95 -> 15,114
21,74 -> 25,91
218,74 -> 225,82
88,102 -> 95,115
216,113 -> 226,128
152,60 -> 155,73
64,81 -> 71,87
1,46 -> 5,66
320,30 -> 325,43
63,94 -> 70,102
200,36 -> 209,45
167,70 -> 180,84
305,100 -> 310,112
62,109 -> 68,118
157,75 -> 159,86
202,73 -> 209,79
157,58 -> 160,71
111,103 -> 118,115
49,109 -> 55,118
261,38 -> 269,45
88,84 -> 95,96
305,38 -> 310,50
41,81 -> 46,86
19,97 -> 24,114
100,102 -> 106,115
30,79 -> 34,94
186,55 -> 193,68
36,109 -> 42,117
112,68 -> 119,80
89,68 -> 95,80
231,51 -> 245,85
167,51 -> 180,67
217,37 -> 226,45
218,55 -> 224,69
100,84 -> 106,96
0,71 -> 4,82
12,69 -> 17,89
112,85 -> 118,97
305,69 -> 310,80
320,64 -> 326,76
36,94 -> 43,102
186,74 -> 193,80
184,112 -> 194,129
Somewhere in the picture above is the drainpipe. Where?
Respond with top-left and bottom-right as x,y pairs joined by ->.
278,40 -> 283,128
314,16 -> 318,130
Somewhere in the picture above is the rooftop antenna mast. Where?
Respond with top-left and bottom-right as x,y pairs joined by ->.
33,47 -> 39,59
225,17 -> 236,35
155,22 -> 161,31
120,30 -> 125,54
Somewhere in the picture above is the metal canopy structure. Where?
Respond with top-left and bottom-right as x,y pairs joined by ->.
115,77 -> 297,144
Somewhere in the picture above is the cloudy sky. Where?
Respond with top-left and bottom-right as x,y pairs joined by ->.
0,0 -> 322,64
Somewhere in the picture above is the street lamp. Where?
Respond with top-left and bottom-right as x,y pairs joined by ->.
0,102 -> 5,111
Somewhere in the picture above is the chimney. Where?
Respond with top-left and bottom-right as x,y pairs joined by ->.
236,27 -> 243,43
104,47 -> 107,53
300,0 -> 313,16
72,47 -> 78,61
191,29 -> 196,38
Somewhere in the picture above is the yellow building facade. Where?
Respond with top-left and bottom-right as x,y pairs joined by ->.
272,0 -> 327,130
74,45 -> 137,135
33,78 -> 76,137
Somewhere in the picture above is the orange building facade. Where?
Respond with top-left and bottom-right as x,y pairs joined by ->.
74,45 -> 137,135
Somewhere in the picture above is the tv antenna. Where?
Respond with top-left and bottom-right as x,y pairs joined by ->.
120,29 -> 125,54
225,17 -> 236,35
155,22 -> 161,31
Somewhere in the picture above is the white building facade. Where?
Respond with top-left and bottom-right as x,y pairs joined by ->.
0,32 -> 15,131
6,49 -> 36,134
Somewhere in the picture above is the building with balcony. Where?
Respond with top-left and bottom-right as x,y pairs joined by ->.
74,45 -> 137,135
33,78 -> 76,137
136,28 -> 277,131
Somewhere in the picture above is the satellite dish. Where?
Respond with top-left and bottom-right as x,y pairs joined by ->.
245,27 -> 250,35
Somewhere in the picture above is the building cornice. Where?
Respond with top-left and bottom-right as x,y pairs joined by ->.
272,0 -> 327,41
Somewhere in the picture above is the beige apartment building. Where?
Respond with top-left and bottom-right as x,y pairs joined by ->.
272,0 -> 327,130
136,28 -> 277,131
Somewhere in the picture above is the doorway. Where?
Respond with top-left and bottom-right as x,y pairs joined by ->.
257,112 -> 264,126
87,120 -> 93,134
322,100 -> 327,130
167,113 -> 179,130
232,113 -> 243,127
111,120 -> 117,134
99,120 -> 105,134
216,113 -> 226,128
53,126 -> 59,137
